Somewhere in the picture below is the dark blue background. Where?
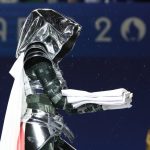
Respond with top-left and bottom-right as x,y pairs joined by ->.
0,4 -> 150,150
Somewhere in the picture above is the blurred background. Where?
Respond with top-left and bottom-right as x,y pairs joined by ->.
0,0 -> 150,150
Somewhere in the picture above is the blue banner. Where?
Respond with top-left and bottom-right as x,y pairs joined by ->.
0,4 -> 149,57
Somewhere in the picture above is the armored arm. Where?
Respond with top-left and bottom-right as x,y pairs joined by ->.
23,43 -> 67,108
24,45 -> 102,114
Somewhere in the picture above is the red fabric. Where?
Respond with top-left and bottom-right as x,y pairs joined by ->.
17,123 -> 25,150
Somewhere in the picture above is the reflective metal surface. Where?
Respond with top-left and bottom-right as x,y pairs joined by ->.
22,109 -> 75,150
16,9 -> 82,62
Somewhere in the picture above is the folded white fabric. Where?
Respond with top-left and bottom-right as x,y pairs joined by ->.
0,53 -> 26,150
61,88 -> 133,110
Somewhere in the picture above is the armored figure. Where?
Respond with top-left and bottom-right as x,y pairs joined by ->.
0,9 -> 133,150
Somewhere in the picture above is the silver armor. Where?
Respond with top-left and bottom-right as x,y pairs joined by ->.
16,9 -> 81,62
22,109 -> 76,150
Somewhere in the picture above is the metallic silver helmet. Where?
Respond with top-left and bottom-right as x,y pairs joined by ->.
16,9 -> 82,63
